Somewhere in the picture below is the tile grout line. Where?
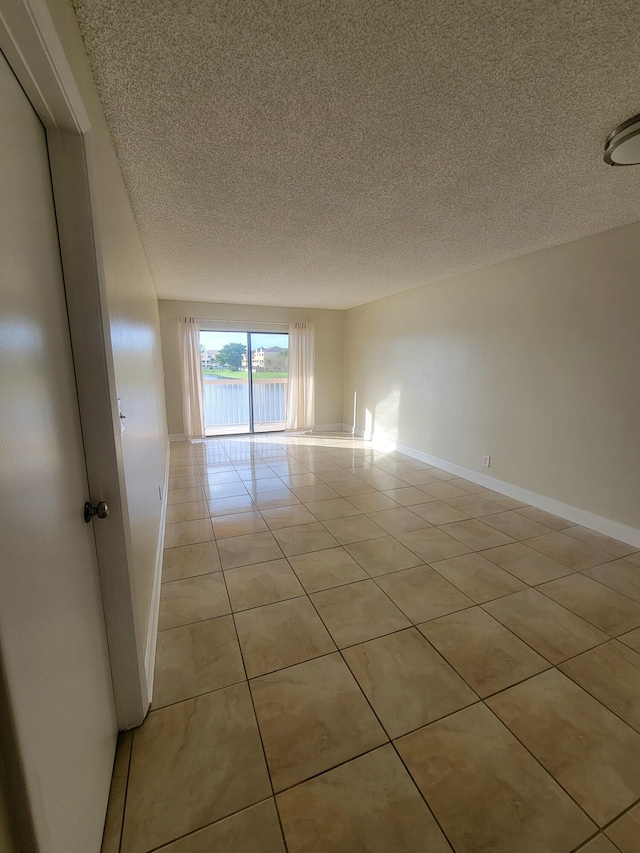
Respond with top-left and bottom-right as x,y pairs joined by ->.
209,470 -> 423,829
143,799 -> 282,852
157,447 -> 285,851
479,700 -> 611,837
290,559 -> 479,853
173,450 -> 636,571
270,496 -> 639,672
161,500 -> 637,711
596,790 -> 640,834
221,572 -> 291,853
552,650 -> 640,739
161,437 -> 640,848
159,522 -> 634,684
317,554 -> 621,761
150,612 -> 640,752
388,737 -> 459,853
163,445 -> 296,852
532,576 -> 640,637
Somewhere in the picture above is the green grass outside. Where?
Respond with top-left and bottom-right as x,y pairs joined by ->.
203,369 -> 287,380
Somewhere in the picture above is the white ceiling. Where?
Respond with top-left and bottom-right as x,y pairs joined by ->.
72,0 -> 640,310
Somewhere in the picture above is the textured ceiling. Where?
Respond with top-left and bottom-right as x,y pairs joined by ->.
73,0 -> 640,310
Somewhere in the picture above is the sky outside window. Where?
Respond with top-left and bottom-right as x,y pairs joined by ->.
200,331 -> 288,351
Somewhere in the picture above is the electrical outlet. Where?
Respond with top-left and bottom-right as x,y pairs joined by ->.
482,455 -> 491,468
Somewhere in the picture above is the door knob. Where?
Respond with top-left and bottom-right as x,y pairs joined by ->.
84,501 -> 109,523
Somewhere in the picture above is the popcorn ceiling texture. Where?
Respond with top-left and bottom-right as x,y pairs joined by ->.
72,0 -> 640,310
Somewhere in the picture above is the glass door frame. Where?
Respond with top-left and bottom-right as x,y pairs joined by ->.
199,328 -> 288,436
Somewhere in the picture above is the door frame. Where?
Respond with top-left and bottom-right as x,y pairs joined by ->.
200,328 -> 289,435
202,329 -> 256,435
0,0 -> 148,729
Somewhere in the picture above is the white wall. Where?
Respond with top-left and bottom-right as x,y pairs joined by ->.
46,0 -> 169,647
344,223 -> 640,530
159,300 -> 344,435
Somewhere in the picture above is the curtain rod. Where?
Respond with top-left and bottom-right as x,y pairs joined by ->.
196,318 -> 323,327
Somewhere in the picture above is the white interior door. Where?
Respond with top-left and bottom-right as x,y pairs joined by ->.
0,49 -> 117,853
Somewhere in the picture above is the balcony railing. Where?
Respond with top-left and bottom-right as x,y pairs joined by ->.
203,377 -> 287,433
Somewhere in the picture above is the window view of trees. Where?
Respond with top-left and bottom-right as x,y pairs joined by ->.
214,342 -> 246,371
199,332 -> 288,379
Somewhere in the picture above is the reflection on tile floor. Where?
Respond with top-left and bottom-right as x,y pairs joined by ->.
103,433 -> 640,853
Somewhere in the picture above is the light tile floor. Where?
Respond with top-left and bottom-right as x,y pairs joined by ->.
102,433 -> 640,853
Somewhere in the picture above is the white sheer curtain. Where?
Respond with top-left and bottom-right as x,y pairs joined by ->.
285,322 -> 316,431
180,317 -> 205,439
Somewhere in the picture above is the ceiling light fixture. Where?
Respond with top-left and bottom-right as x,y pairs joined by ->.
604,113 -> 640,165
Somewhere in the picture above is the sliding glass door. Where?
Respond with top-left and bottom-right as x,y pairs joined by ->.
199,331 -> 250,435
250,333 -> 289,433
199,330 -> 288,435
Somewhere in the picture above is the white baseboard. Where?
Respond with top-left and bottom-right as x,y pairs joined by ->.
169,433 -> 187,442
346,426 -> 640,550
314,422 -> 349,432
144,439 -> 170,705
